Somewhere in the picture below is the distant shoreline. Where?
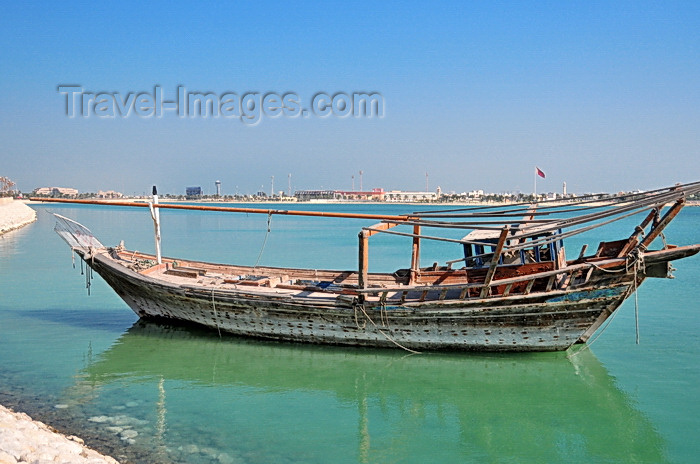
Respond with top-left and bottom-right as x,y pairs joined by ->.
25,197 -> 700,207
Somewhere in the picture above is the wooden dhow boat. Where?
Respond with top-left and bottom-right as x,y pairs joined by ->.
35,182 -> 700,352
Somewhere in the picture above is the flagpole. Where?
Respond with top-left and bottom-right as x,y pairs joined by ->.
533,168 -> 537,201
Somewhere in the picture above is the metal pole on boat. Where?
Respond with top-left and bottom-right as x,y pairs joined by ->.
149,185 -> 162,265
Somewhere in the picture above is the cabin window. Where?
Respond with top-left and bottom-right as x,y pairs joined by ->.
463,242 -> 502,268
524,238 -> 556,264
463,233 -> 560,268
474,245 -> 484,267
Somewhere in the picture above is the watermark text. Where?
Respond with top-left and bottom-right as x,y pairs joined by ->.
57,86 -> 384,125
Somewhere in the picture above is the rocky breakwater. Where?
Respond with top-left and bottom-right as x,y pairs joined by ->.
0,198 -> 36,235
0,405 -> 119,463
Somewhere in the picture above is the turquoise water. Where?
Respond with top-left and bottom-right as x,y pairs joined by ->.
1,203 -> 699,463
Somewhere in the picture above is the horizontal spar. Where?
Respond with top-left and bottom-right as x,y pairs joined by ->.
29,197 -> 415,222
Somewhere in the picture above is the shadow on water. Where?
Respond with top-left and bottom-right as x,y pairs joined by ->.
52,320 -> 668,464
13,307 -> 138,332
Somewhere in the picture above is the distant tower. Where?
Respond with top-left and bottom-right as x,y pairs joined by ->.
359,170 -> 363,191
352,175 -> 355,191
425,171 -> 429,192
563,182 -> 567,197
271,176 -> 275,197
215,180 -> 221,197
288,173 -> 292,197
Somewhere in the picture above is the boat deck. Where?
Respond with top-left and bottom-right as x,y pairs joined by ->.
114,249 -> 412,303
108,249 -> 562,306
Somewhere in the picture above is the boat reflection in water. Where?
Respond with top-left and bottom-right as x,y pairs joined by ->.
68,320 -> 665,463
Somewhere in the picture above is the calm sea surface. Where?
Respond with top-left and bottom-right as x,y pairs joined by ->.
1,203 -> 699,463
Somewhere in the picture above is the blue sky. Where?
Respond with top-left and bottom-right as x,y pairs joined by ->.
1,1 -> 699,195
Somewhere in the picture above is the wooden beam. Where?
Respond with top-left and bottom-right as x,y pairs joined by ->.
577,244 -> 588,259
617,207 -> 658,257
503,283 -> 513,297
639,199 -> 685,250
524,278 -> 536,295
358,230 -> 370,291
31,197 -> 414,222
410,224 -> 421,285
365,222 -> 402,237
479,226 -> 510,298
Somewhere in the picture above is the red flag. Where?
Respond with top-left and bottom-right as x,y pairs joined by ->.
536,167 -> 546,178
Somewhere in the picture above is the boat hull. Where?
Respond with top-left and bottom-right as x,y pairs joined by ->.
85,251 -> 636,352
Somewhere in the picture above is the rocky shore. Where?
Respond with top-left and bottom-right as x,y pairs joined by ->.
0,405 -> 119,464
0,198 -> 36,235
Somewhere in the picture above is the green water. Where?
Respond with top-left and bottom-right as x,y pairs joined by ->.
1,204 -> 699,463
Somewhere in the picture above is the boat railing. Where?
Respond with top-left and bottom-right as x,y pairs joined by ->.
356,256 -> 629,301
35,180 -> 700,304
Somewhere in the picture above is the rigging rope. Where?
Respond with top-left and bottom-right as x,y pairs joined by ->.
211,287 -> 222,339
252,213 -> 272,270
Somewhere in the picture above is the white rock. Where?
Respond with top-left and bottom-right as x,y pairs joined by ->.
67,434 -> 84,445
183,444 -> 200,454
0,449 -> 18,463
0,405 -> 120,464
112,415 -> 130,426
120,429 -> 138,440
88,416 -> 111,423
218,452 -> 235,464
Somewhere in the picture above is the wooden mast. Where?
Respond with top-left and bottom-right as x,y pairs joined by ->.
148,186 -> 162,264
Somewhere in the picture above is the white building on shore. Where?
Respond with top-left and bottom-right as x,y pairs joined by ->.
385,187 -> 441,202
294,187 -> 443,202
97,190 -> 123,198
33,187 -> 79,196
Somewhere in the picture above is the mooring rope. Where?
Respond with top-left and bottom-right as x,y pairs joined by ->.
355,302 -> 421,354
624,248 -> 645,344
85,261 -> 90,295
211,287 -> 222,339
380,301 -> 388,328
353,303 -> 366,329
632,256 -> 641,344
589,261 -> 626,274
253,213 -> 272,271
568,306 -> 622,358
83,247 -> 96,296
569,250 -> 646,358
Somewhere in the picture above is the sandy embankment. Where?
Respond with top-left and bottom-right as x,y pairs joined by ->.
0,198 -> 36,235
